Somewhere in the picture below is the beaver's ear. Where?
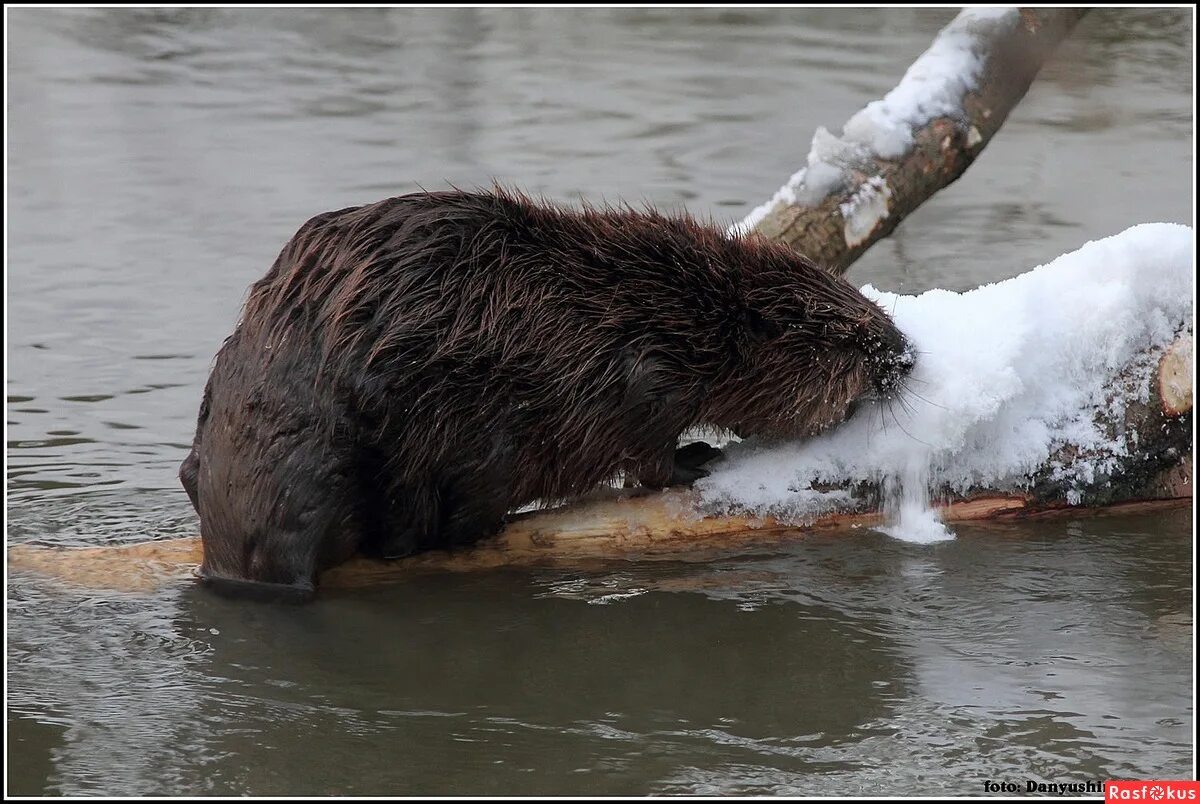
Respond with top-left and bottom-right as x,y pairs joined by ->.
745,309 -> 783,340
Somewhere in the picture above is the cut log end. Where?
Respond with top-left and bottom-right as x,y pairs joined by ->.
1158,334 -> 1194,416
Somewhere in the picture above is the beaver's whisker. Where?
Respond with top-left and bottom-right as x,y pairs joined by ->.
893,391 -> 919,419
888,400 -> 933,448
897,373 -> 931,388
899,381 -> 946,410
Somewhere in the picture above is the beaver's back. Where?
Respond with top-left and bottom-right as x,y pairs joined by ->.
232,190 -> 747,502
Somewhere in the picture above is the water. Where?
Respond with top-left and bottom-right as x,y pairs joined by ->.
6,7 -> 1194,795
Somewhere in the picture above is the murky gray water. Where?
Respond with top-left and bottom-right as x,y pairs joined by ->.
6,7 -> 1193,796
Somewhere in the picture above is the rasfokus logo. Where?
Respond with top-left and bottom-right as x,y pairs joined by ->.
1107,782 -> 1200,802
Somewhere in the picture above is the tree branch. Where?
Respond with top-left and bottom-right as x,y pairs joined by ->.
738,8 -> 1088,274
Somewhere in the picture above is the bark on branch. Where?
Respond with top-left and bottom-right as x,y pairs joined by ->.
743,8 -> 1088,274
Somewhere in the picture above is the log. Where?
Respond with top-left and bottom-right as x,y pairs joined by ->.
737,8 -> 1089,274
1023,333 -> 1194,508
7,490 -> 1189,595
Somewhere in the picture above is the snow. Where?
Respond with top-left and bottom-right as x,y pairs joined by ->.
842,7 -> 1016,158
696,223 -> 1195,543
732,7 -> 1019,237
839,176 -> 893,248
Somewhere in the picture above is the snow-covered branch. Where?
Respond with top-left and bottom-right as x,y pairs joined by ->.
735,8 -> 1088,275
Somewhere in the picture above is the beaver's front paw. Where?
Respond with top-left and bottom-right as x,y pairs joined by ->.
669,441 -> 723,486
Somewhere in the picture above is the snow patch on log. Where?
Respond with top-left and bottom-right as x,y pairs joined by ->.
842,7 -> 1017,158
840,176 -> 893,248
697,223 -> 1195,531
732,7 -> 1019,236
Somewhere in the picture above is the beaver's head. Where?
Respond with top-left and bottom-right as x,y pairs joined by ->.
702,239 -> 914,440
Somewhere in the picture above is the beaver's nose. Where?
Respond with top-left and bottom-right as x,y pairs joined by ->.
869,334 -> 915,396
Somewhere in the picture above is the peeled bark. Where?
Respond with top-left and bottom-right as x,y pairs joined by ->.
746,8 -> 1088,274
7,492 -> 1190,594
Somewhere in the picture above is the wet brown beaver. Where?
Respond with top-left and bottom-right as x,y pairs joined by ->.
180,188 -> 913,599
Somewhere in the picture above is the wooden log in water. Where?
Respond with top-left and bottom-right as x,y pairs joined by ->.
8,490 -> 1190,595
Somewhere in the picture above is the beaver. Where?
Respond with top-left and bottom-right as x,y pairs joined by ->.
180,188 -> 913,598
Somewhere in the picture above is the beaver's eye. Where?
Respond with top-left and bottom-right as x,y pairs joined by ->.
783,306 -> 812,333
746,309 -> 782,340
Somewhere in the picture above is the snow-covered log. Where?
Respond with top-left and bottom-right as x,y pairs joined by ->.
735,8 -> 1088,274
697,224 -> 1193,542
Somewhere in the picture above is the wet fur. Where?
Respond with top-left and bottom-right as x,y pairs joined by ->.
181,188 -> 912,594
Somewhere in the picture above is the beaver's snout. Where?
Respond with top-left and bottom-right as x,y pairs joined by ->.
864,325 -> 915,397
